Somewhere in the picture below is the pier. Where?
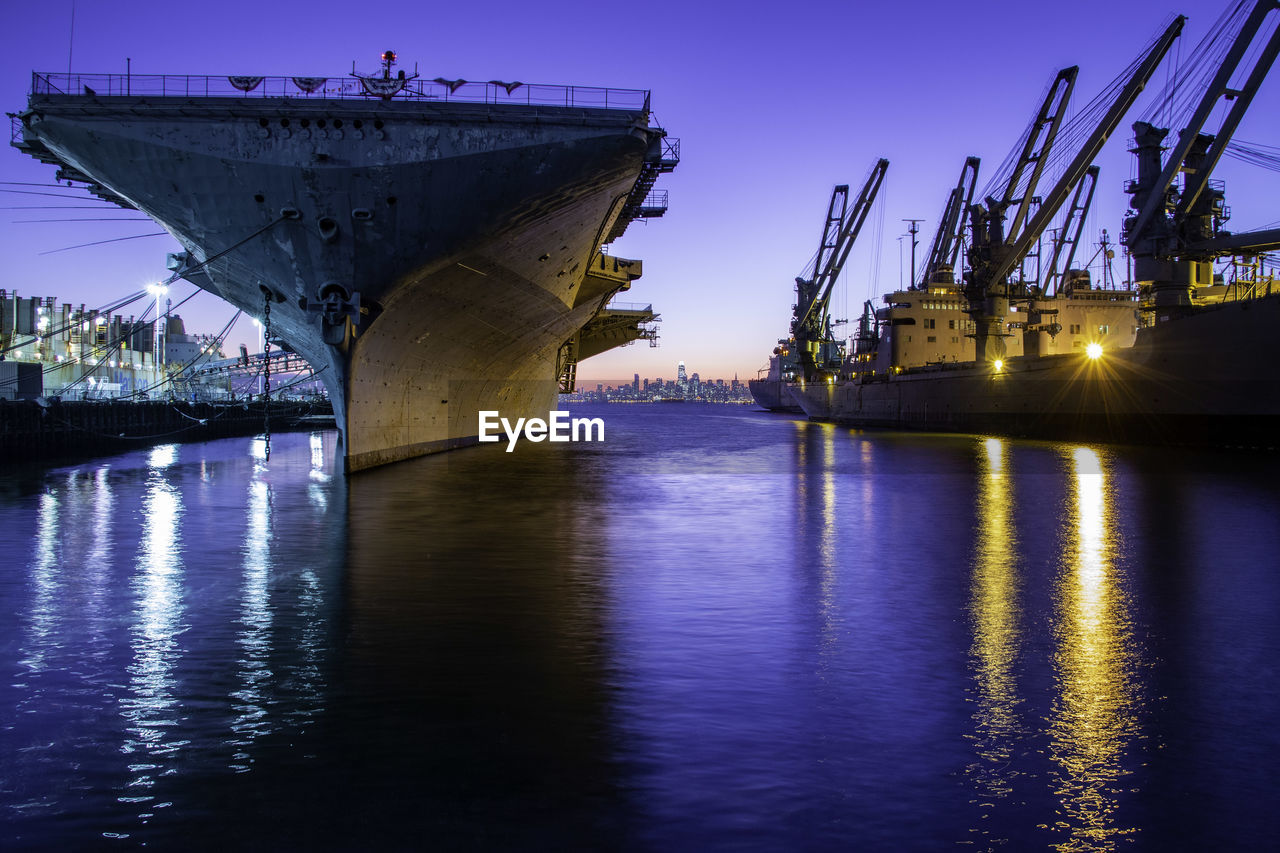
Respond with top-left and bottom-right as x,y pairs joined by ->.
0,396 -> 332,459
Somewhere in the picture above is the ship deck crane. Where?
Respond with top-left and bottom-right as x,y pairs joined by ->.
918,156 -> 980,290
792,158 -> 889,380
962,16 -> 1185,362
1123,0 -> 1280,315
1042,164 -> 1099,295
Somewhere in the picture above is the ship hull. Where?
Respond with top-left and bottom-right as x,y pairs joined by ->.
792,295 -> 1280,447
747,378 -> 802,413
18,90 -> 663,470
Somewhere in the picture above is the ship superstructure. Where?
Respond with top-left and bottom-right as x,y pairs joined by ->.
13,54 -> 677,470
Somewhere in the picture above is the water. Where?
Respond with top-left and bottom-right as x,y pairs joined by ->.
2,403 -> 1278,850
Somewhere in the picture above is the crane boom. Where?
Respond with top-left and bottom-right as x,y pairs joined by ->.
1043,165 -> 1099,295
804,185 -> 851,314
794,159 -> 889,334
1001,68 -> 1076,247
793,158 -> 890,380
919,156 -> 980,289
989,15 -> 1185,286
1125,0 -> 1280,247
963,16 -> 1185,364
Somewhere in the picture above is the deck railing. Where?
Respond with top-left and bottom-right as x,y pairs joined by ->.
31,72 -> 650,112
605,302 -> 653,313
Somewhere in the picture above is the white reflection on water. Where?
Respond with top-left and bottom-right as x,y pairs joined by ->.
308,431 -> 330,509
88,466 -> 115,580
966,437 -> 1024,830
1046,446 -> 1141,850
229,443 -> 274,768
19,489 -> 61,674
83,466 -> 116,672
120,444 -> 188,812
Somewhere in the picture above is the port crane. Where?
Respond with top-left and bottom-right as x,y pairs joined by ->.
1039,165 -> 1100,295
962,16 -> 1185,362
917,157 -> 980,291
1123,0 -> 1280,316
791,158 -> 889,380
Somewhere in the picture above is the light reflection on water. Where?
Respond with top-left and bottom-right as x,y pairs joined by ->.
966,437 -> 1024,840
0,408 -> 1278,849
229,439 -> 274,768
119,445 -> 187,827
18,489 -> 60,675
1046,446 -> 1142,851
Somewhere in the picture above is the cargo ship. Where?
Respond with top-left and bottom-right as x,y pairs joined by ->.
749,160 -> 888,413
789,286 -> 1280,446
791,3 -> 1280,448
12,53 -> 677,471
748,341 -> 802,412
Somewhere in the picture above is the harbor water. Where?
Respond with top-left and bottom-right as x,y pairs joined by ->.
2,403 -> 1278,850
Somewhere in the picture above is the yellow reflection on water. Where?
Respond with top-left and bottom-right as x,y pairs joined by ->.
1047,446 -> 1139,850
967,437 -> 1023,817
793,421 -> 839,564
820,423 -> 836,569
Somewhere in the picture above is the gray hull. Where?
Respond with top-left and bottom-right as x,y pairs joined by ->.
747,378 -> 801,413
17,82 -> 665,470
791,295 -> 1280,447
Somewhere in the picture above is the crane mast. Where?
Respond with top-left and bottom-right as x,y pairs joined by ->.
792,158 -> 889,380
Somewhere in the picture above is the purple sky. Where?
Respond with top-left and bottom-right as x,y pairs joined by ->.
2,0 -> 1277,382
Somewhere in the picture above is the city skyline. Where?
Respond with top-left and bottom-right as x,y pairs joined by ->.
2,0 -> 1277,380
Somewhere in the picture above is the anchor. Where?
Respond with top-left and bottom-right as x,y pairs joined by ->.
304,282 -> 363,345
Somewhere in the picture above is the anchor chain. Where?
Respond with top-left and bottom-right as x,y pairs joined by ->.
262,291 -> 272,461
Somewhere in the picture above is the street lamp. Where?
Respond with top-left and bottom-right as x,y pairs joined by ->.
146,283 -> 169,397
146,283 -> 168,367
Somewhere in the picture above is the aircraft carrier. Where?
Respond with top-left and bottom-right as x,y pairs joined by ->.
12,54 -> 677,471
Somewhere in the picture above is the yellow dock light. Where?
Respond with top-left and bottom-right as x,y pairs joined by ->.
993,359 -> 1004,373
1086,342 -> 1103,360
